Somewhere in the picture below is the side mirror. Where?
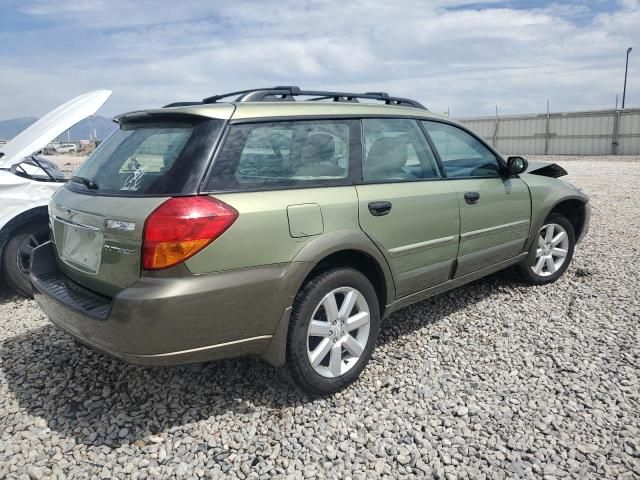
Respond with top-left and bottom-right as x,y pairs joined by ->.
506,156 -> 528,175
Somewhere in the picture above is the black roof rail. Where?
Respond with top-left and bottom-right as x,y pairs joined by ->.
163,101 -> 205,108
201,86 -> 300,104
164,86 -> 427,110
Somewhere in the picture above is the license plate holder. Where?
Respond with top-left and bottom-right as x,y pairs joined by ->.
59,223 -> 103,274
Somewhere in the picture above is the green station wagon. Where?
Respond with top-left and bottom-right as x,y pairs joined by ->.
31,87 -> 590,395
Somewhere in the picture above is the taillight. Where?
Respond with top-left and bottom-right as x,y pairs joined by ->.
142,196 -> 238,270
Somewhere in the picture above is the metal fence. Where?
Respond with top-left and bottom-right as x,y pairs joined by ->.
457,108 -> 640,155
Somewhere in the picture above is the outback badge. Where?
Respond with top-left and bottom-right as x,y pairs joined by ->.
103,244 -> 135,256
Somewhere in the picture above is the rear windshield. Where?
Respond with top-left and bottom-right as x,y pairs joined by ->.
67,117 -> 223,196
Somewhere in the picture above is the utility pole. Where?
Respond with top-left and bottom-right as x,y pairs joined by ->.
622,47 -> 633,109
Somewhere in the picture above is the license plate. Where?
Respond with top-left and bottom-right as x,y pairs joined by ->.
60,223 -> 103,274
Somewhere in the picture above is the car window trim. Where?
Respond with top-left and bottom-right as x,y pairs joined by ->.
199,118 -> 363,194
229,113 -> 445,124
417,120 -> 448,178
198,120 -> 231,193
228,110 -> 493,162
229,113 -> 507,169
214,114 -> 507,188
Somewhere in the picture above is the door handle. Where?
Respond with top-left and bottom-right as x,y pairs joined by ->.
464,192 -> 480,205
368,201 -> 392,216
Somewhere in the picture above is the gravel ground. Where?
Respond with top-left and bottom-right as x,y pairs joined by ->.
1,156 -> 639,479
42,154 -> 86,177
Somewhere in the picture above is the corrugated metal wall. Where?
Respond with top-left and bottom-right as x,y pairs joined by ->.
457,108 -> 640,155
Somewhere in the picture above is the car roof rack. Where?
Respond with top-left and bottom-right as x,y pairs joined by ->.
163,86 -> 427,110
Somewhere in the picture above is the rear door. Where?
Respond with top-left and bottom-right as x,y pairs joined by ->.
355,118 -> 460,298
421,120 -> 531,277
196,118 -> 361,273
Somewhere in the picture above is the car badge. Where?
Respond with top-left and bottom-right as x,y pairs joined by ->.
105,219 -> 136,231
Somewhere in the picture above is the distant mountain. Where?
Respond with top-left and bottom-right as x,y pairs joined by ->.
0,115 -> 116,142
0,117 -> 38,140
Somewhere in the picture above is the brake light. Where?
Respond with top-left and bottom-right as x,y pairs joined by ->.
142,196 -> 238,270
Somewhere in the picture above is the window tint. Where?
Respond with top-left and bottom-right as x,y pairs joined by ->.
119,129 -> 191,174
75,125 -> 192,191
362,119 -> 440,182
68,118 -> 222,195
422,121 -> 501,178
207,120 -> 357,191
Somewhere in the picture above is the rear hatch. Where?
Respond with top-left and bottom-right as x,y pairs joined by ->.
49,113 -> 226,297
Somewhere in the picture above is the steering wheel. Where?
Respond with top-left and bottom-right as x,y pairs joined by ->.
470,162 -> 499,177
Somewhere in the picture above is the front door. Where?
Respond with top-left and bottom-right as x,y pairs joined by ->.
421,120 -> 531,277
356,118 -> 460,298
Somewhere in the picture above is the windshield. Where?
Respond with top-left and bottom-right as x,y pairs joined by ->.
67,116 -> 223,196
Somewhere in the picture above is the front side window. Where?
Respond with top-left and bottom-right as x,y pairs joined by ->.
422,121 -> 501,178
362,118 -> 440,182
207,120 -> 357,191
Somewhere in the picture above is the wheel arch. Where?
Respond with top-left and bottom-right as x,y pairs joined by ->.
0,206 -> 49,260
262,230 -> 396,368
525,194 -> 588,266
549,199 -> 588,242
289,230 -> 396,311
299,249 -> 389,318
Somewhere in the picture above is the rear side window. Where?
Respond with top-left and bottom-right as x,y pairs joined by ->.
68,117 -> 222,195
206,119 -> 359,191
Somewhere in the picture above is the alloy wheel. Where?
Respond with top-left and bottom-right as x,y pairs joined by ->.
531,223 -> 569,277
306,287 -> 371,378
16,234 -> 42,275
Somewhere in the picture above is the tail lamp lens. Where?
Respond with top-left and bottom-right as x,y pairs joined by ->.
142,196 -> 238,270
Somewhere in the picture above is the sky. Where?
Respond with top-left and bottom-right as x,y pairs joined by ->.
0,0 -> 638,119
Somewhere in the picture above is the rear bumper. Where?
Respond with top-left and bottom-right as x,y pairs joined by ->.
31,242 -> 292,365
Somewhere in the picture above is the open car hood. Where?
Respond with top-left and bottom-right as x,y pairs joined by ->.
0,90 -> 112,169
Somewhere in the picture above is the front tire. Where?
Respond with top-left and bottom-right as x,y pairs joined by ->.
518,213 -> 575,285
2,220 -> 49,297
285,268 -> 380,396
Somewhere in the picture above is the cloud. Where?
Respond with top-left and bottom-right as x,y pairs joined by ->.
1,0 -> 638,119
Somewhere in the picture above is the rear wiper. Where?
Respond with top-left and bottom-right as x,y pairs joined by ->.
71,175 -> 99,190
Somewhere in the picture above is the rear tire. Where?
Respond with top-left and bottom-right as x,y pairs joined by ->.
2,220 -> 49,297
517,212 -> 575,285
285,268 -> 380,397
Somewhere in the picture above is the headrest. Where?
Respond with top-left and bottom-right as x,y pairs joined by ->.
301,133 -> 335,164
366,136 -> 408,171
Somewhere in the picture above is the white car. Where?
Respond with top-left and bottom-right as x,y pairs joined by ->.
0,90 -> 112,296
54,143 -> 78,154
